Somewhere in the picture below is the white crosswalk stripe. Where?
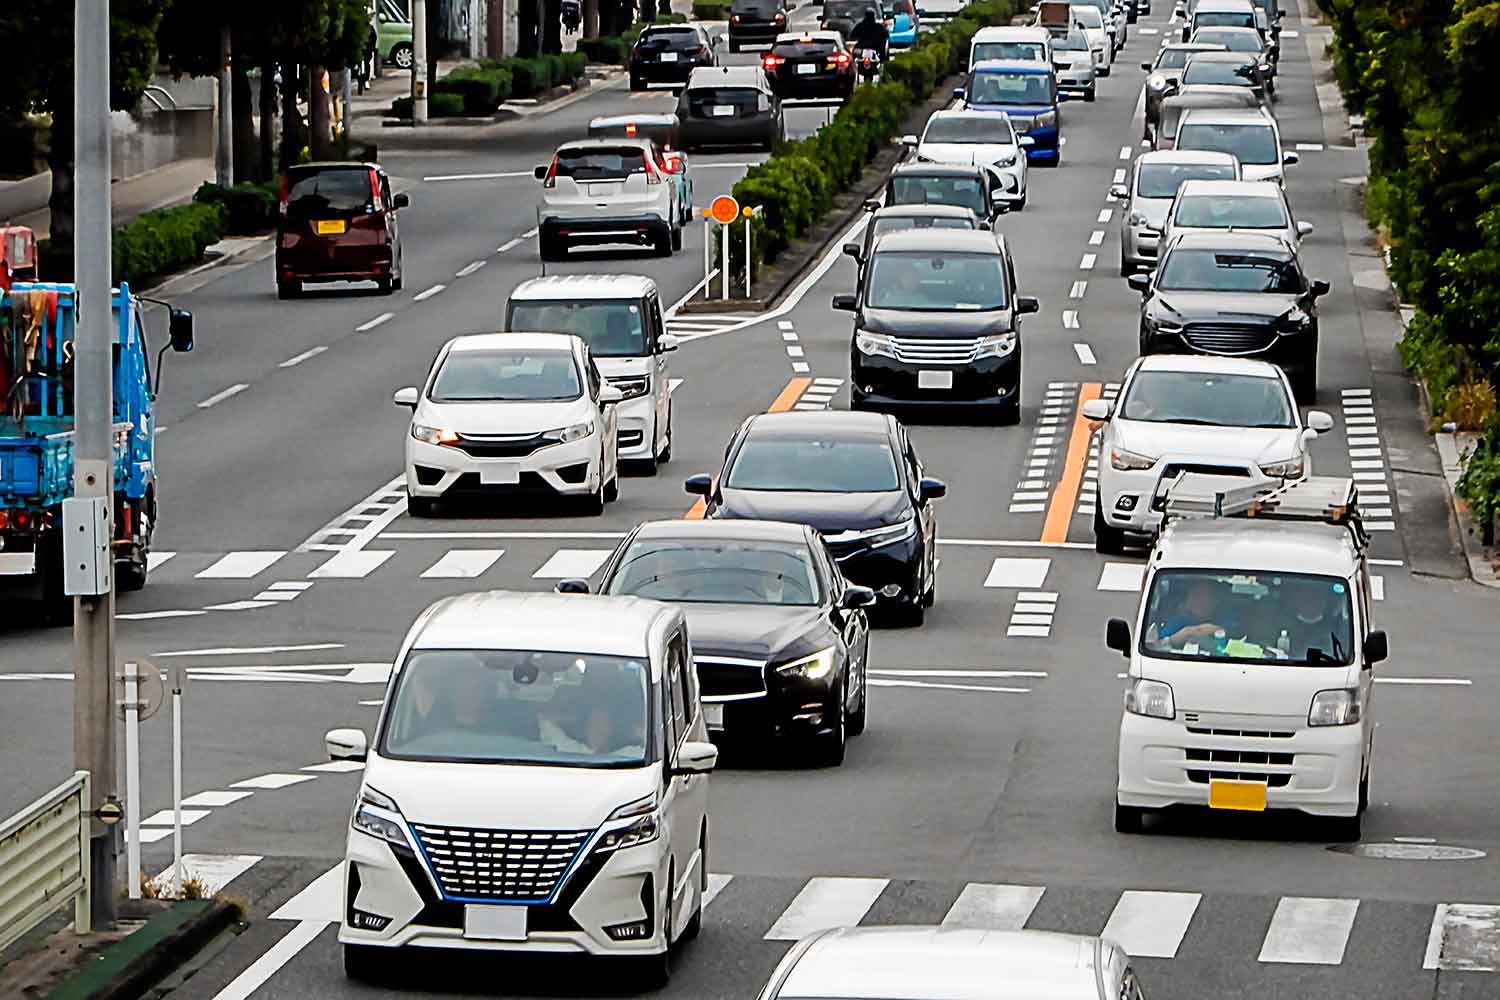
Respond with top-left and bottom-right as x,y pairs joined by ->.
420,548 -> 505,579
532,548 -> 612,579
308,550 -> 394,579
197,551 -> 286,578
1102,890 -> 1201,958
765,877 -> 889,941
942,883 -> 1044,930
1259,897 -> 1360,964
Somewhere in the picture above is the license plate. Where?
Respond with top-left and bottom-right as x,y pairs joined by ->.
703,702 -> 725,730
315,219 -> 346,235
711,105 -> 736,117
0,551 -> 36,576
797,63 -> 817,74
479,462 -> 521,485
918,370 -> 953,390
464,904 -> 527,941
660,51 -> 678,61
1208,779 -> 1267,811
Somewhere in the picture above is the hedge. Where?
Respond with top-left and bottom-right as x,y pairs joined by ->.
111,203 -> 226,286
192,180 -> 279,236
388,54 -> 588,118
1321,0 -> 1500,539
727,0 -> 1015,275
580,15 -> 691,67
691,1 -> 729,19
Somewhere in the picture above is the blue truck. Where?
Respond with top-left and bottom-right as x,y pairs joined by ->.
0,281 -> 194,620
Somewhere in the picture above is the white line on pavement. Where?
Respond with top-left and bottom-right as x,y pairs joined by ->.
943,884 -> 1045,930
1375,677 -> 1472,686
157,643 -> 344,657
871,670 -> 1049,678
197,383 -> 248,409
1070,280 -> 1087,298
117,610 -> 208,621
278,346 -> 327,368
523,226 -> 539,237
456,260 -> 487,277
1074,343 -> 1097,365
496,237 -> 524,252
1080,253 -> 1097,270
1062,310 -> 1080,329
1113,168 -> 1127,184
355,312 -> 394,332
1119,145 -> 1132,160
532,549 -> 613,578
1089,230 -> 1105,246
1097,208 -> 1113,223
211,920 -> 328,1000
1258,897 -> 1359,965
421,548 -> 505,579
870,678 -> 1030,694
422,170 -> 533,181
413,283 -> 446,302
1102,891 -> 1201,958
197,551 -> 286,579
766,878 -> 889,941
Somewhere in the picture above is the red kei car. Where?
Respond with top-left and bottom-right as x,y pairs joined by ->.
276,162 -> 408,299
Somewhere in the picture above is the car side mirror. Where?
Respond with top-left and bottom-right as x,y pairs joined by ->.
1296,220 -> 1315,237
832,293 -> 857,311
839,584 -> 877,609
673,740 -> 719,775
1310,279 -> 1330,298
1364,629 -> 1388,667
1282,150 -> 1300,165
393,386 -> 419,408
1140,61 -> 1152,71
1015,295 -> 1040,315
863,199 -> 881,212
953,87 -> 965,99
1106,617 -> 1132,656
684,473 -> 713,496
326,728 -> 368,763
600,383 -> 625,405
534,164 -> 549,180
842,242 -> 863,261
660,333 -> 680,352
555,578 -> 592,594
1081,398 -> 1114,421
1127,273 -> 1152,294
919,476 -> 947,501
1109,183 -> 1128,200
393,192 -> 410,209
901,134 -> 919,146
168,308 -> 194,352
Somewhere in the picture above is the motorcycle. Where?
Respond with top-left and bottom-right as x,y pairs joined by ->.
561,0 -> 581,34
855,47 -> 882,84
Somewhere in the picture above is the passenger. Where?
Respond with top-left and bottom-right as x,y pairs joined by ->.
1157,578 -> 1239,650
1280,577 -> 1351,661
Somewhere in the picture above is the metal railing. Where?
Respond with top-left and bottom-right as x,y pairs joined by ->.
0,771 -> 92,953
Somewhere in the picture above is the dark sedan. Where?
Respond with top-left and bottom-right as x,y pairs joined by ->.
1179,50 -> 1273,107
685,410 -> 944,625
878,162 -> 1011,226
629,23 -> 717,90
567,519 -> 875,765
729,0 -> 788,51
1131,231 -> 1329,401
675,66 -> 784,151
844,204 -> 979,286
764,31 -> 855,101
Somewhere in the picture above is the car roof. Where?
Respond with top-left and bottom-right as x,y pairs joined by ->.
1194,0 -> 1255,10
775,30 -> 844,42
688,65 -> 763,87
631,518 -> 813,544
1179,106 -> 1276,125
1193,24 -> 1262,35
928,109 -> 1015,126
1175,178 -> 1280,197
873,229 -> 1003,254
1168,229 -> 1294,252
1137,149 -> 1240,166
446,331 -> 578,353
777,927 -> 1110,1000
555,137 -> 653,152
509,274 -> 657,301
744,409 -> 895,440
641,21 -> 699,31
1158,518 -> 1360,576
872,203 -> 979,219
890,161 -> 988,178
972,58 -> 1052,72
411,592 -> 677,660
973,25 -> 1050,40
1133,353 -> 1286,379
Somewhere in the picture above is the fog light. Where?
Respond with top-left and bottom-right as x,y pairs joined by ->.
879,583 -> 902,597
605,919 -> 651,941
1115,495 -> 1137,511
350,909 -> 391,932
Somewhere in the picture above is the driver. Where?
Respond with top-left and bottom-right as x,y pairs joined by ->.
1157,578 -> 1240,650
848,8 -> 889,62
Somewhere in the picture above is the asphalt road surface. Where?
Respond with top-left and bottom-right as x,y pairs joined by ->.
4,2 -> 1499,998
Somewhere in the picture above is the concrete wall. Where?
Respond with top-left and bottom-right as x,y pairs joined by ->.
110,73 -> 215,181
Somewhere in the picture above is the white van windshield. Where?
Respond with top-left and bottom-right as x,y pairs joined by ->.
508,299 -> 648,357
381,650 -> 651,766
1141,569 -> 1355,665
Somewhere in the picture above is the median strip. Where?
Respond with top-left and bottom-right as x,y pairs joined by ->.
1040,382 -> 1102,544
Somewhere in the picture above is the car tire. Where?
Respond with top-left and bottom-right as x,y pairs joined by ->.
539,234 -> 564,262
658,408 -> 673,464
276,280 -> 301,300
1328,812 -> 1362,843
392,255 -> 404,291
846,657 -> 868,736
1085,86 -> 1097,102
670,225 -> 683,252
630,73 -> 645,91
655,227 -> 673,257
406,495 -> 438,518
391,43 -> 414,70
921,562 -> 936,607
117,551 -> 149,593
819,678 -> 848,766
377,277 -> 393,295
996,394 -> 1021,426
344,944 -> 389,982
1114,799 -> 1145,834
581,477 -> 606,516
638,868 -> 673,988
1098,65 -> 1110,77
1016,188 -> 1027,210
1094,498 -> 1128,555
1358,771 -> 1369,814
681,828 -> 707,942
604,472 -> 620,503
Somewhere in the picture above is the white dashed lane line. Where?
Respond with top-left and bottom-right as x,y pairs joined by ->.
1070,280 -> 1087,298
1089,230 -> 1105,246
198,383 -> 249,409
456,260 -> 486,277
1074,343 -> 1096,365
1062,310 -> 1080,329
413,283 -> 446,302
1118,145 -> 1132,160
1112,168 -> 1127,184
356,312 -> 394,332
497,237 -> 524,252
1097,208 -> 1113,224
523,226 -> 539,237
1080,254 -> 1097,270
279,346 -> 326,368
423,170 -> 534,181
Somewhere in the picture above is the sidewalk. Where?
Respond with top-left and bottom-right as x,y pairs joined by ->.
0,157 -> 214,241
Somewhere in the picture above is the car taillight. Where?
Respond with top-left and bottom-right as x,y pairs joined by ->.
662,155 -> 680,174
774,10 -> 785,20
763,54 -> 782,69
731,13 -> 740,22
626,122 -> 638,136
278,173 -> 289,216
834,51 -> 851,65
542,157 -> 559,188
368,167 -> 380,208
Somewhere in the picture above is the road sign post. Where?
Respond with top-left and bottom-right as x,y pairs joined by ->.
708,195 -> 740,302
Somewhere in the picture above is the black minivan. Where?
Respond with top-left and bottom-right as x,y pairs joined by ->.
729,0 -> 788,51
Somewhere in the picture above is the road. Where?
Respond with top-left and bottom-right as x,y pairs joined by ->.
3,2 -> 1499,998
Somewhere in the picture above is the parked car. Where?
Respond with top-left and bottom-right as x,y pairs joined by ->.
533,139 -> 683,259
374,0 -> 413,69
629,22 -> 717,90
763,31 -> 857,100
675,66 -> 784,151
1111,150 -> 1241,275
276,161 -> 408,299
905,109 -> 1031,209
1160,178 -> 1313,249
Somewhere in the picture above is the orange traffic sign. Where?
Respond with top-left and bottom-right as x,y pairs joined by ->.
709,195 -> 740,224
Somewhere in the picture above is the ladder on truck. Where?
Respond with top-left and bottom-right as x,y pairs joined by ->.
1153,473 -> 1370,550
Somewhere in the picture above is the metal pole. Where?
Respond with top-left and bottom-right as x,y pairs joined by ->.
74,0 -> 118,931
702,217 -> 710,301
744,217 -> 751,298
124,663 -> 140,899
721,223 -> 729,301
216,24 -> 233,186
412,0 -> 430,124
172,682 -> 183,894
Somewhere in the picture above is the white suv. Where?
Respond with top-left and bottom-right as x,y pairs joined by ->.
534,139 -> 682,260
1084,354 -> 1333,553
327,591 -> 717,986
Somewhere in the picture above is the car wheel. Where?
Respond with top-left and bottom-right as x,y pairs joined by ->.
680,828 -> 706,942
1358,771 -> 1369,814
655,228 -> 673,257
117,550 -> 149,593
539,234 -> 564,262
1328,812 -> 1362,843
921,560 -> 936,608
392,251 -> 404,290
996,394 -> 1021,426
1098,65 -> 1110,77
604,472 -> 620,503
581,474 -> 606,516
637,866 -> 673,988
1120,257 -> 1133,277
376,277 -> 393,295
1094,497 -> 1127,555
344,944 -> 390,982
729,39 -> 740,52
658,407 -> 673,464
846,657 -> 868,736
1114,799 -> 1145,834
1085,86 -> 1097,102
671,225 -> 683,252
406,495 -> 438,518
819,677 -> 848,766
276,280 -> 301,300
1016,188 -> 1027,210
391,43 -> 414,70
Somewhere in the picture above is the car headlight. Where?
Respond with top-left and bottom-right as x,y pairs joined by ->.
608,376 -> 650,399
1034,110 -> 1058,128
1259,457 -> 1305,478
596,794 -> 661,853
1278,306 -> 1311,332
351,786 -> 408,846
975,332 -> 1017,358
1308,688 -> 1361,726
855,330 -> 899,359
1124,678 -> 1175,719
775,647 -> 836,680
1148,72 -> 1168,90
542,422 -> 594,444
995,152 -> 1018,167
411,423 -> 459,446
1127,211 -> 1148,226
857,516 -> 918,546
1110,447 -> 1157,471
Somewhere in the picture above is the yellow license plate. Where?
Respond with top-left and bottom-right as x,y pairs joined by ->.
1209,779 -> 1267,811
316,219 -> 347,235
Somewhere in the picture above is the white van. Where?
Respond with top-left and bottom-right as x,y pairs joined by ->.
327,591 -> 717,986
507,274 -> 677,472
968,26 -> 1053,69
1109,476 -> 1387,841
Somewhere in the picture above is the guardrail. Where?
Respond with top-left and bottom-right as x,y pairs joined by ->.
0,771 -> 92,953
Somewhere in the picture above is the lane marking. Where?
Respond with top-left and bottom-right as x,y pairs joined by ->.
197,383 -> 249,409
1040,383 -> 1102,543
308,550 -> 394,579
1425,903 -> 1500,971
151,853 -> 261,897
147,551 -> 176,571
532,549 -> 613,579
1375,677 -> 1471,686
413,283 -> 446,302
982,557 -> 1051,588
870,678 -> 1029,693
1074,343 -> 1096,365
156,642 -> 343,657
142,808 -> 209,826
1080,253 -> 1096,270
421,548 -> 505,579
1258,897 -> 1359,965
1062,310 -> 1080,329
279,346 -> 327,368
1119,145 -> 1133,160
765,877 -> 889,941
1097,208 -> 1113,223
197,551 -> 286,579
210,919 -> 327,1000
456,260 -> 487,277
1102,890 -> 1201,958
523,226 -> 539,237
356,312 -> 394,332
180,791 -> 253,808
1070,280 -> 1087,298
423,170 -> 534,181
303,760 -> 364,773
704,873 -> 734,908
117,610 -> 207,621
1098,562 -> 1145,591
497,237 -> 524,253
943,884 -> 1046,929
1089,230 -> 1105,246
1113,168 -> 1127,184
871,670 -> 1049,678
231,773 -> 317,790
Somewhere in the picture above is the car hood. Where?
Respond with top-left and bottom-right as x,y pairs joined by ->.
1150,290 -> 1301,322
715,488 -> 909,532
858,306 -> 1016,337
1113,418 -> 1305,465
415,396 -> 594,435
364,754 -> 657,829
1138,657 -> 1357,718
917,142 -> 1020,167
680,603 -> 831,660
1131,196 -> 1172,230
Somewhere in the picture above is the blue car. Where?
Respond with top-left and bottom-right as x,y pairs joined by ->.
955,59 -> 1069,166
890,12 -> 917,47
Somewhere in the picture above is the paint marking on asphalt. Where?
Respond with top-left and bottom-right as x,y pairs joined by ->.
1425,903 -> 1500,971
765,877 -> 890,941
422,170 -> 534,181
142,808 -> 210,827
1258,897 -> 1359,964
1119,145 -> 1133,160
983,557 -> 1051,589
1098,562 -> 1146,592
147,551 -> 176,572
1080,253 -> 1097,270
355,312 -> 394,332
1074,343 -> 1096,365
872,670 -> 1050,678
497,237 -> 524,253
1089,230 -> 1105,246
532,549 -> 612,579
279,346 -> 327,368
117,610 -> 208,621
1041,382 -> 1102,543
791,360 -> 810,373
1295,142 -> 1323,151
421,548 -> 505,579
1070,280 -> 1087,298
1103,891 -> 1201,958
180,790 -> 254,808
456,259 -> 487,277
210,919 -> 328,1000
1113,168 -> 1128,184
704,873 -> 734,908
413,283 -> 446,302
231,773 -> 317,790
308,550 -> 394,579
523,226 -> 539,237
151,853 -> 262,896
870,678 -> 1031,693
197,551 -> 286,579
197,383 -> 249,409
1097,208 -> 1113,223
1062,310 -> 1080,329
1375,677 -> 1472,686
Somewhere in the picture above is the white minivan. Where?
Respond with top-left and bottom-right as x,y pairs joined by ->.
327,592 -> 717,986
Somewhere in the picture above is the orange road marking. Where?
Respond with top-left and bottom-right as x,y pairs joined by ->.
1041,382 -> 1102,543
683,376 -> 813,519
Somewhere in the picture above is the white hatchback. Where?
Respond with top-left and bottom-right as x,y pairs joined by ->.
534,139 -> 682,260
907,109 -> 1030,208
1084,354 -> 1333,553
396,332 -> 623,516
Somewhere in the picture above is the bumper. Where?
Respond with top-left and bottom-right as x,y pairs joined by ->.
824,530 -> 922,603
701,667 -> 842,740
1142,325 -> 1316,378
989,162 -> 1026,200
405,435 -> 603,500
614,393 -> 658,461
1117,712 -> 1364,818
681,117 -> 778,148
1056,72 -> 1095,92
338,828 -> 673,955
277,248 -> 394,283
1120,226 -> 1160,269
1095,465 -> 1168,537
771,74 -> 854,100
728,23 -> 782,44
539,214 -> 670,248
852,348 -> 1020,407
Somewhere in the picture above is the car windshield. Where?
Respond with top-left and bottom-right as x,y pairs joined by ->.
726,435 -> 901,492
1119,369 -> 1294,427
429,349 -> 582,402
1194,29 -> 1261,51
639,27 -> 699,48
1175,193 -> 1287,229
381,650 -> 650,766
1182,58 -> 1258,88
507,300 -> 647,357
285,168 -> 373,218
1177,122 -> 1278,164
1072,6 -> 1104,28
553,146 -> 648,181
970,71 -> 1053,105
734,0 -> 781,12
973,40 -> 1047,62
1136,161 -> 1239,198
607,539 -> 820,605
866,251 -> 1008,311
1054,28 -> 1089,51
870,214 -> 975,240
1141,570 -> 1355,665
888,174 -> 986,215
1196,10 -> 1256,28
1156,47 -> 1206,70
1157,248 -> 1305,293
923,116 -> 1016,143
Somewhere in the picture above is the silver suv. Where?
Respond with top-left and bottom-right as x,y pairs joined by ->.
534,139 -> 682,260
1111,149 -> 1240,275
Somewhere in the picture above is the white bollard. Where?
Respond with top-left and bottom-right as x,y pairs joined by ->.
124,662 -> 141,899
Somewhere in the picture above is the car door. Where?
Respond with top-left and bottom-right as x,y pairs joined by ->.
662,631 -> 706,928
648,292 -> 670,454
817,533 -> 867,709
378,171 -> 399,261
585,351 -> 618,478
901,426 -> 937,585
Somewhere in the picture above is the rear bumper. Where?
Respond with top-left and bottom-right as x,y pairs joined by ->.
629,59 -> 702,82
770,74 -> 853,99
539,214 -> 670,247
277,248 -> 393,283
680,118 -> 778,148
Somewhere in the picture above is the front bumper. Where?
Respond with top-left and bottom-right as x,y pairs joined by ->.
1117,711 -> 1364,818
852,347 -> 1021,407
1120,225 -> 1160,270
405,434 -> 603,500
1141,322 -> 1316,378
539,214 -> 671,249
338,827 -> 673,955
612,391 -> 658,461
823,529 -> 922,603
697,658 -> 842,740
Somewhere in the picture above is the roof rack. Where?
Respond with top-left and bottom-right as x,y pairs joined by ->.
1155,473 -> 1369,547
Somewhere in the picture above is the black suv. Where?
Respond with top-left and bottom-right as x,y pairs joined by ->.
629,24 -> 716,90
763,31 -> 856,100
729,0 -> 788,51
877,162 -> 1012,227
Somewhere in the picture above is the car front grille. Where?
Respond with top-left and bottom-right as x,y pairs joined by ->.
888,335 -> 982,364
696,657 -> 767,698
1181,322 -> 1276,355
454,433 -> 548,458
1185,726 -> 1295,739
1186,770 -> 1293,787
409,824 -> 593,902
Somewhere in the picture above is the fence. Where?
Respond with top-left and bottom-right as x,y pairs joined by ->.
0,771 -> 92,954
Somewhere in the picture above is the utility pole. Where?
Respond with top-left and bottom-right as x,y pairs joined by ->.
412,0 -> 429,124
74,0 -> 119,928
216,24 -> 233,186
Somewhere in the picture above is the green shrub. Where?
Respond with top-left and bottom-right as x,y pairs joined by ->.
508,56 -> 554,96
435,68 -> 506,114
192,181 -> 278,236
559,51 -> 588,82
389,92 -> 467,117
1458,428 -> 1500,546
578,35 -> 632,65
691,1 -> 728,19
111,203 -> 226,286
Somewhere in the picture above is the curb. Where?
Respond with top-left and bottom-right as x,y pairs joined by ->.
42,899 -> 239,1000
144,235 -> 273,295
